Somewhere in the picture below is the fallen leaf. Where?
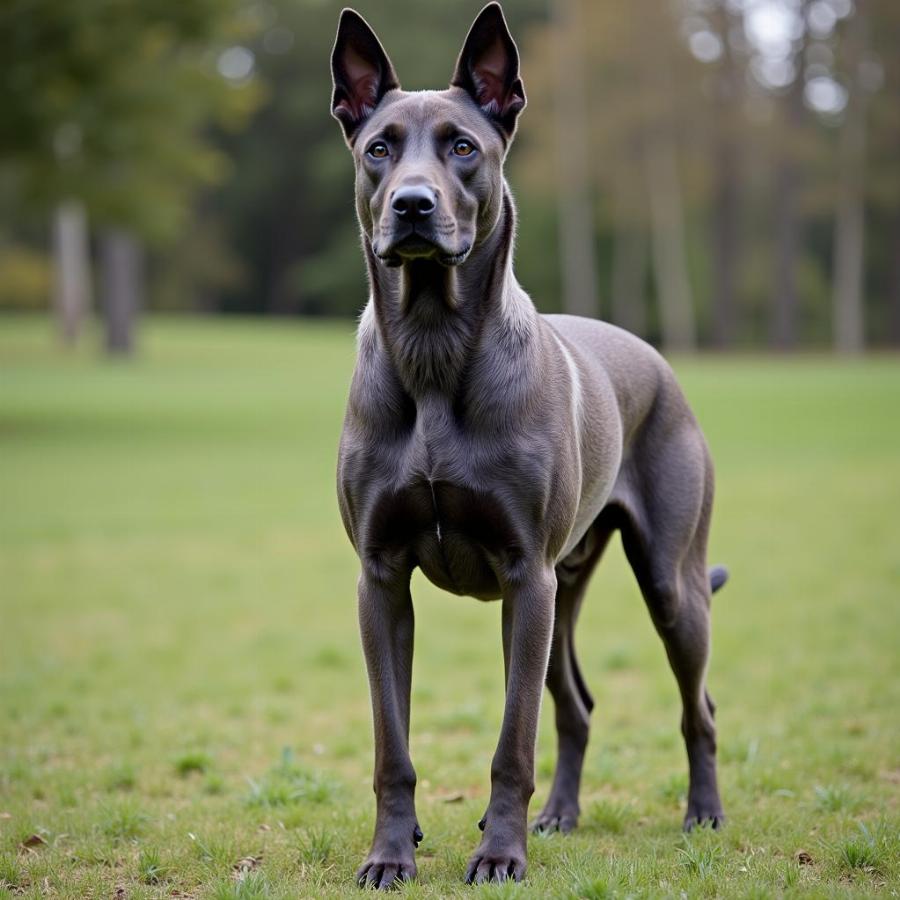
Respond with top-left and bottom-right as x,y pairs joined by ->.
20,833 -> 47,849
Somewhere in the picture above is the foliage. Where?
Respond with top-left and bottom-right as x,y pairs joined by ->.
1,1 -> 899,342
0,242 -> 51,310
0,0 -> 260,240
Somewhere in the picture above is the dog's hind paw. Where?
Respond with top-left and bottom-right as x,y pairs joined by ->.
682,811 -> 725,832
530,809 -> 578,834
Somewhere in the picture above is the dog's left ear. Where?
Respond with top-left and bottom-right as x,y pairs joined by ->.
450,3 -> 526,141
331,9 -> 400,144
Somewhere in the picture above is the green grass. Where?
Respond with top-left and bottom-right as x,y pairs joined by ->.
1,314 -> 899,898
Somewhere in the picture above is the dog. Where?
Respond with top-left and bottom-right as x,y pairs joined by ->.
332,4 -> 727,888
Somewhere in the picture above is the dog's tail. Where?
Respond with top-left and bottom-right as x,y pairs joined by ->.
709,565 -> 729,594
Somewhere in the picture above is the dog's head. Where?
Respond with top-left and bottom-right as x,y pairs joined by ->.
330,3 -> 525,268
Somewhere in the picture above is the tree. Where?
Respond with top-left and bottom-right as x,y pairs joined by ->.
516,0 -> 702,349
596,0 -> 698,350
707,1 -> 746,348
51,202 -> 91,344
862,0 -> 900,345
0,0 -> 257,351
551,0 -> 599,319
832,0 -> 869,353
770,2 -> 812,350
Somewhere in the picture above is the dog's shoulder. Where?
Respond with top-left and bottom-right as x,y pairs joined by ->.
540,314 -> 688,436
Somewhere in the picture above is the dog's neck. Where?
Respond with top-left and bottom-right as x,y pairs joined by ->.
363,189 -> 534,403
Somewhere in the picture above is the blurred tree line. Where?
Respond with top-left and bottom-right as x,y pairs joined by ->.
0,0 -> 897,351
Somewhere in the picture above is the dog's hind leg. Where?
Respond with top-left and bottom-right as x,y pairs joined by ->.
531,518 -> 613,833
619,426 -> 725,830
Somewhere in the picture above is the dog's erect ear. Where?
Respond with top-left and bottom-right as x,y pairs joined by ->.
331,9 -> 399,144
450,3 -> 526,141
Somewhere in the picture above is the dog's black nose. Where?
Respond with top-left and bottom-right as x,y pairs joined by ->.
391,186 -> 436,222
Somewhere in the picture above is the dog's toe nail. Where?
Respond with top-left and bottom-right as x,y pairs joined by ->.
377,864 -> 399,890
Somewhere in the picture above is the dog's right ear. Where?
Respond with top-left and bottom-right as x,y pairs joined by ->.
331,9 -> 399,144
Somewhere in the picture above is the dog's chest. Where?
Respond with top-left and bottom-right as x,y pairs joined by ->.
347,410 -> 543,599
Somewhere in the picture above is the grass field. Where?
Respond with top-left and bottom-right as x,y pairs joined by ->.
1,315 -> 899,899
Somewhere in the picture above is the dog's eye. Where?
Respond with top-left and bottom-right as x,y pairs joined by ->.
367,142 -> 389,159
452,139 -> 476,157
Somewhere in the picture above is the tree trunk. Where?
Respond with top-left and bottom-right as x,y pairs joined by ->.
644,134 -> 696,351
711,4 -> 742,348
553,0 -> 599,318
771,159 -> 799,348
832,3 -> 868,353
100,228 -> 142,355
51,201 -> 91,346
609,146 -> 648,336
889,210 -> 900,346
712,138 -> 740,349
771,7 -> 809,350
610,225 -> 648,337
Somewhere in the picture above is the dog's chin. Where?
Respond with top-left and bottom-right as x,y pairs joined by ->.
375,233 -> 471,268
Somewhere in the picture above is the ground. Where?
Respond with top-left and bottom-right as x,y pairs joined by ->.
1,315 -> 898,899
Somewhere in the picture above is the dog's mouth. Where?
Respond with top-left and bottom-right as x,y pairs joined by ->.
375,228 -> 471,268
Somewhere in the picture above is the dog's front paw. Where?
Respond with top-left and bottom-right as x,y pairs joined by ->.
464,829 -> 526,884
357,858 -> 416,890
464,849 -> 526,885
357,824 -> 421,890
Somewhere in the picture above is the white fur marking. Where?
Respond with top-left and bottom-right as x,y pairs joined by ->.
552,330 -> 583,433
357,298 -> 376,346
428,479 -> 443,545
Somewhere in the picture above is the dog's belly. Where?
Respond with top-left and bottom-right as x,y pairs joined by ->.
414,476 -> 525,600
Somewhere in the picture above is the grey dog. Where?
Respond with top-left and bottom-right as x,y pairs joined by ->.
332,3 -> 727,889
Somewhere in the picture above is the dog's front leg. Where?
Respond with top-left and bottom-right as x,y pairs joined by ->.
356,570 -> 421,890
466,567 -> 556,884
